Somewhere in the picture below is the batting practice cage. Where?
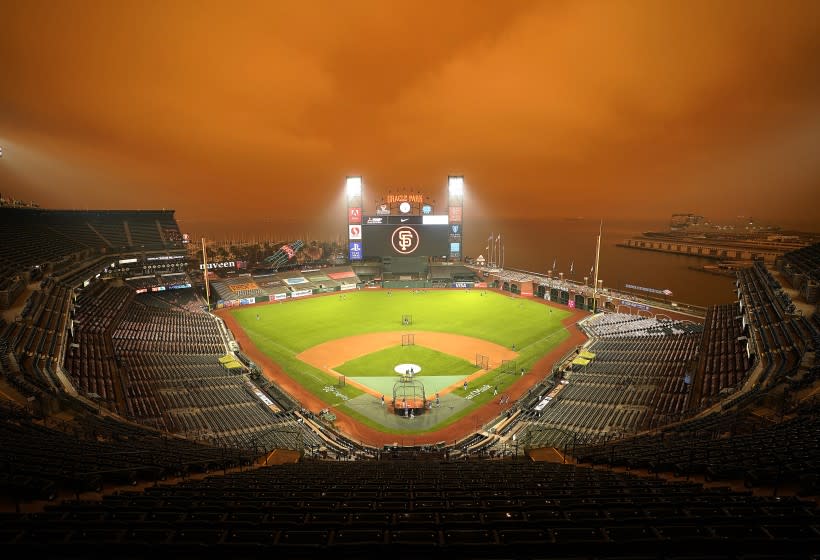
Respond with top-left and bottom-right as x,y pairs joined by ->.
392,378 -> 427,416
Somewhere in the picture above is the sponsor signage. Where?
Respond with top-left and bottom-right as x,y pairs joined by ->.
348,207 -> 362,223
199,261 -> 235,270
340,283 -> 357,291
422,204 -> 432,215
422,214 -> 449,225
169,283 -> 192,290
568,299 -> 575,308
146,255 -> 185,261
281,244 -> 296,259
365,216 -> 385,225
240,298 -> 255,305
135,288 -> 148,294
348,241 -> 363,260
118,258 -> 138,264
620,299 -> 651,312
273,292 -> 287,301
448,207 -> 462,223
625,284 -> 673,297
389,215 -> 422,225
376,203 -> 390,215
452,281 -> 474,288
348,225 -> 362,240
292,288 -> 312,298
450,224 -> 461,234
450,242 -> 460,253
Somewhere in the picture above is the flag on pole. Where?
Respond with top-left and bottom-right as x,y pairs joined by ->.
570,261 -> 574,275
590,265 -> 594,277
552,257 -> 556,271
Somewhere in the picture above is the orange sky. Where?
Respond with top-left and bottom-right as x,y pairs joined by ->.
1,0 -> 818,232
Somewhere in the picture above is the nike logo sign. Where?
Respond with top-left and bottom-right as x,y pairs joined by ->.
401,218 -> 409,222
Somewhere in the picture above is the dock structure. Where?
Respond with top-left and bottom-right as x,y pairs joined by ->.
617,234 -> 809,264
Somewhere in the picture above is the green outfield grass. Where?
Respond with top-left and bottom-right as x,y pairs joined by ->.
231,289 -> 572,434
335,345 -> 478,378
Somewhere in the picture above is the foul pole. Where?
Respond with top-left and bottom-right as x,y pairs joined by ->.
202,237 -> 211,312
592,221 -> 602,312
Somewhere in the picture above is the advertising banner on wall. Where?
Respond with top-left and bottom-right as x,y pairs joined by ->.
273,292 -> 287,301
291,289 -> 312,298
348,225 -> 362,240
620,299 -> 651,312
340,283 -> 357,291
349,241 -> 363,260
348,207 -> 362,223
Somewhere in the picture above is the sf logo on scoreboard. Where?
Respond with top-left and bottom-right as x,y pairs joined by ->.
391,226 -> 420,255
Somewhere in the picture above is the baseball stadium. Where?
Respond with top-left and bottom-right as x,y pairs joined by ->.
1,178 -> 819,559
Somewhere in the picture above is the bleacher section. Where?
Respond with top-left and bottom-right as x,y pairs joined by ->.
211,266 -> 361,305
777,241 -> 820,303
0,400 -> 255,502
0,208 -> 183,309
582,313 -> 701,338
691,303 -> 752,408
574,400 -> 820,496
738,262 -> 809,388
1,456 -> 818,557
519,333 -> 701,448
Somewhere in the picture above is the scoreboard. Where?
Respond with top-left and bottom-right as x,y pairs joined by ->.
361,217 -> 451,258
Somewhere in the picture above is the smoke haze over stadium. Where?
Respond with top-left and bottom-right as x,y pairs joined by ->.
1,0 -> 819,231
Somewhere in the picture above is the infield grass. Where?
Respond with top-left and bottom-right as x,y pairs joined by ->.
335,345 -> 478,379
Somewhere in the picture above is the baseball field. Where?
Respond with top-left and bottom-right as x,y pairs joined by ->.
229,289 -> 571,435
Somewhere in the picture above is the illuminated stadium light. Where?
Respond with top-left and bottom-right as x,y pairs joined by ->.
345,176 -> 362,197
448,175 -> 464,196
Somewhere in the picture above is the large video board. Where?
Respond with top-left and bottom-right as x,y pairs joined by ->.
362,219 -> 450,257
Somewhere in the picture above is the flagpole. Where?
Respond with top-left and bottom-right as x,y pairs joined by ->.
202,237 -> 211,313
592,221 -> 602,312
489,232 -> 494,268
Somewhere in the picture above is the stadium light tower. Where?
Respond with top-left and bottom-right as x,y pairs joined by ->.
447,175 -> 464,196
345,176 -> 362,198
